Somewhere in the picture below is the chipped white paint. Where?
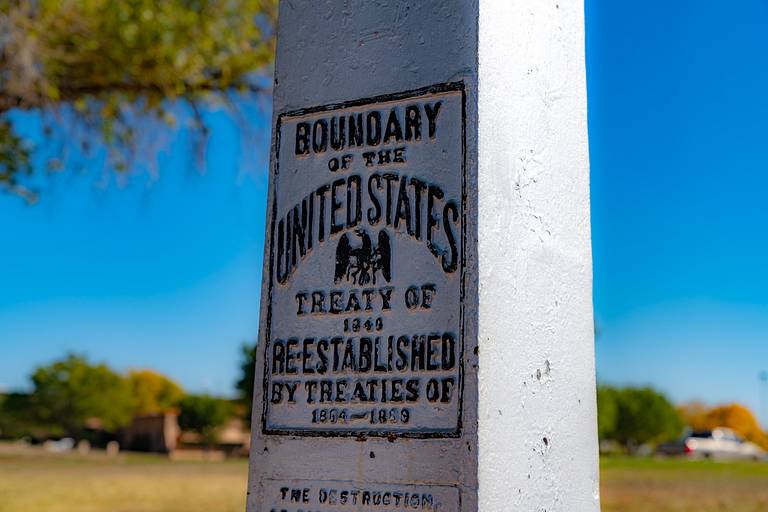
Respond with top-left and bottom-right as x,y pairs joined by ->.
477,1 -> 599,511
248,0 -> 597,510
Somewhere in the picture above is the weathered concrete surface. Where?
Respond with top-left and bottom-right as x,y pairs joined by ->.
248,2 -> 480,511
477,1 -> 599,511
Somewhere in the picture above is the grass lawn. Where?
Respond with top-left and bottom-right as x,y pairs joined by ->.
0,444 -> 248,512
601,456 -> 768,512
2,443 -> 768,511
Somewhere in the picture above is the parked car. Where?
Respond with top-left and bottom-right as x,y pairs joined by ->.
657,427 -> 766,460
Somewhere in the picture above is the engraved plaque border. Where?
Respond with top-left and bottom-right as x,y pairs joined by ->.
261,81 -> 467,438
260,478 -> 462,512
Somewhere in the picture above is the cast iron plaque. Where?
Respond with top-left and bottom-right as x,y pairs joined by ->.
262,82 -> 466,437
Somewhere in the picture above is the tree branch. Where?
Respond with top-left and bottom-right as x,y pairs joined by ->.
0,81 -> 270,115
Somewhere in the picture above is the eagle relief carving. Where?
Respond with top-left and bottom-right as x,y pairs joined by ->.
334,228 -> 392,286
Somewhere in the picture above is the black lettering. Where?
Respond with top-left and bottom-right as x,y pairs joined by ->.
305,381 -> 317,404
390,379 -> 404,402
361,288 -> 375,311
312,119 -> 328,153
352,381 -> 368,401
311,290 -> 326,313
307,191 -> 314,251
405,378 -> 419,402
427,184 -> 444,257
426,378 -> 439,402
330,116 -> 346,150
378,287 -> 393,310
382,174 -> 398,225
329,290 -> 344,314
316,184 -> 330,242
331,337 -> 344,372
383,109 -> 403,143
316,339 -> 329,374
374,337 -> 387,372
404,105 -> 421,141
421,284 -> 436,309
285,339 -> 299,374
295,122 -> 310,155
442,201 -> 459,272
345,290 -> 362,312
330,178 -> 345,234
272,340 -> 285,374
348,113 -> 364,147
411,335 -> 425,371
302,338 -> 315,374
295,292 -> 308,315
427,334 -> 440,371
285,382 -> 298,403
346,175 -> 362,228
424,101 -> 442,138
320,380 -> 333,402
335,379 -> 347,402
276,219 -> 288,284
291,202 -> 307,267
366,111 -> 382,146
410,178 -> 426,239
395,336 -> 409,371
440,377 -> 455,403
359,337 -> 372,372
394,176 -> 413,235
270,382 -> 283,404
341,339 -> 356,371
367,174 -> 382,225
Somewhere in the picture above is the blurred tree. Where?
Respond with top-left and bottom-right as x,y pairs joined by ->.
596,385 -> 619,440
31,354 -> 136,434
691,403 -> 768,451
612,387 -> 683,450
127,369 -> 184,415
0,0 -> 277,201
677,401 -> 709,430
178,394 -> 232,446
235,341 -> 257,423
0,392 -> 42,439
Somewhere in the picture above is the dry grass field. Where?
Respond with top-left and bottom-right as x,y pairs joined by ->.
0,444 -> 247,512
2,443 -> 768,511
601,456 -> 768,512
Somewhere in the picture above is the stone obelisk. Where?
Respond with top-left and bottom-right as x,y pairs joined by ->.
247,1 -> 599,510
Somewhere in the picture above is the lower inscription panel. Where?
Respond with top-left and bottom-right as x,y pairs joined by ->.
261,478 -> 460,512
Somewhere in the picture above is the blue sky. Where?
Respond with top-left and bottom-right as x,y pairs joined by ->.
2,1 -> 768,423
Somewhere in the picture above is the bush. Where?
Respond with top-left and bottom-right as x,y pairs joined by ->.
178,394 -> 232,445
31,354 -> 136,434
128,370 -> 184,415
598,384 -> 683,451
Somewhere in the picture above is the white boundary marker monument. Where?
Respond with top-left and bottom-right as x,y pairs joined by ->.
248,1 -> 599,511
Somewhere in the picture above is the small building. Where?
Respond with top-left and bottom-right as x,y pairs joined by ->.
120,410 -> 250,457
121,411 -> 180,453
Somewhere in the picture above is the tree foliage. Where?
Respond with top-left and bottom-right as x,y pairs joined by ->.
596,385 -> 619,440
235,341 -> 257,423
0,392 -> 39,438
597,385 -> 683,449
128,369 -> 184,415
178,394 -> 232,445
0,0 -> 277,200
30,354 -> 136,434
677,401 -> 709,430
